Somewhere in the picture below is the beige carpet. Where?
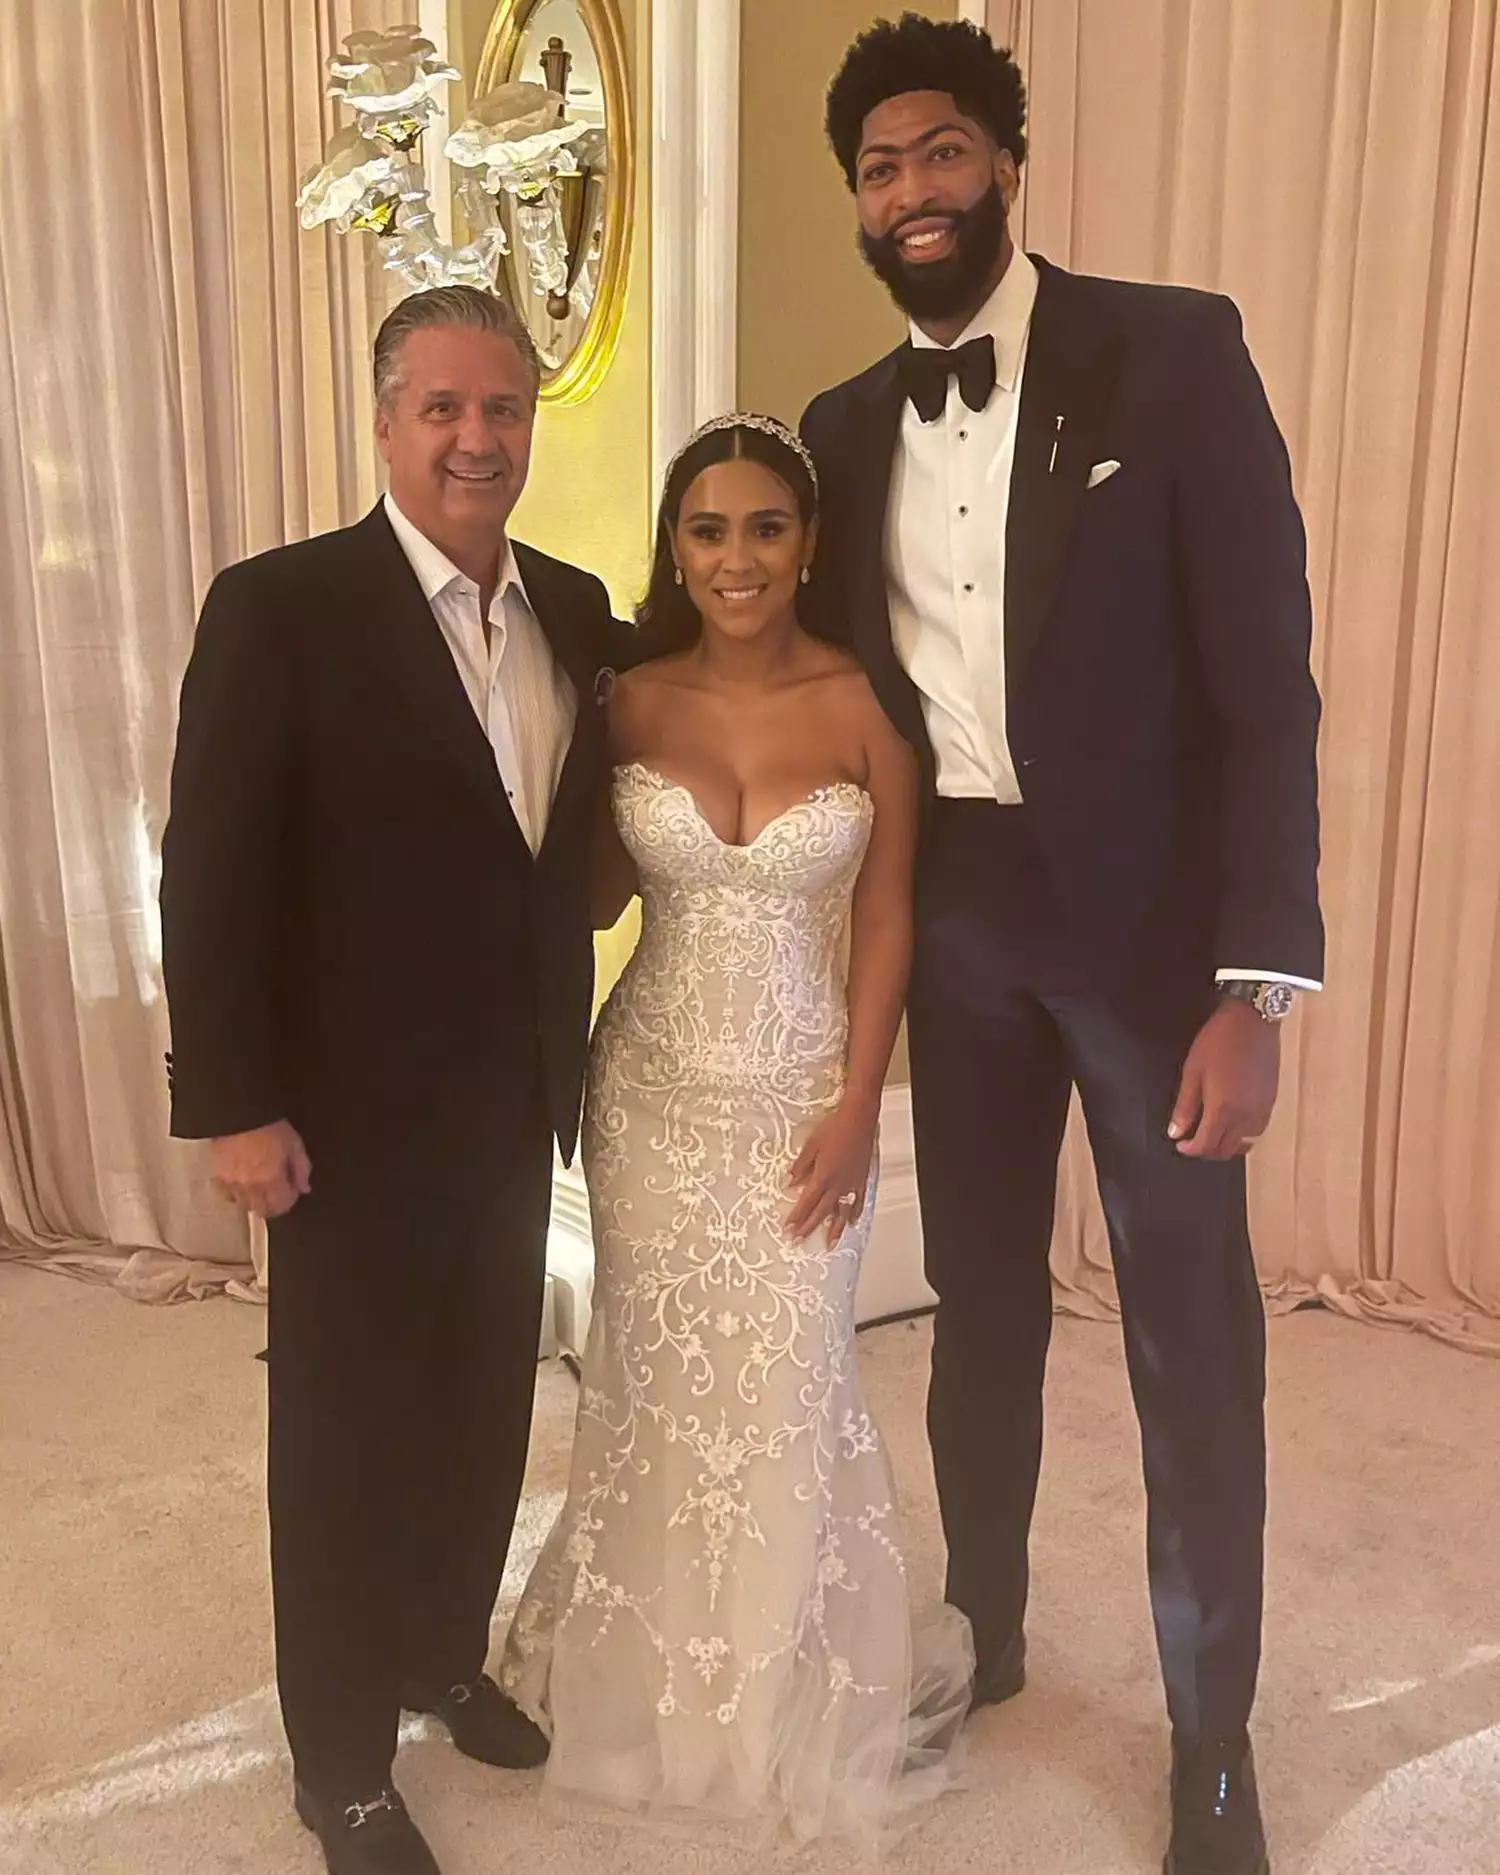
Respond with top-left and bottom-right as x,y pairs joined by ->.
2,1262 -> 1498,1875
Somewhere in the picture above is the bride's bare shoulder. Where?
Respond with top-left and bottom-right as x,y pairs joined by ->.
805,643 -> 881,713
799,640 -> 867,691
615,652 -> 699,696
803,649 -> 914,787
607,655 -> 693,756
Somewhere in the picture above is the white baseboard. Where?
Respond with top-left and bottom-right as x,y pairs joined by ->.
536,1274 -> 558,1360
542,1165 -> 594,1362
542,1086 -> 933,1363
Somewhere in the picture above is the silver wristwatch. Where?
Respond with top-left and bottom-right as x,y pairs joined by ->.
1220,980 -> 1298,1024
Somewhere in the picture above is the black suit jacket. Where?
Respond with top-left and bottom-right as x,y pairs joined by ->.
160,504 -> 629,1169
801,255 -> 1324,987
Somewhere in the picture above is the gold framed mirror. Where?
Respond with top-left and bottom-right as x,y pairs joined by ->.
475,0 -> 634,406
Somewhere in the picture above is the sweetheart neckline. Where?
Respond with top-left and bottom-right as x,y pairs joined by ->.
615,761 -> 872,852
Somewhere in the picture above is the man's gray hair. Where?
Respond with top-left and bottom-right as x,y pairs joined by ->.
372,286 -> 542,410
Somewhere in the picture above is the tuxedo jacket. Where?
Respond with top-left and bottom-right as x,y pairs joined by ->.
160,504 -> 630,1170
801,255 -> 1324,987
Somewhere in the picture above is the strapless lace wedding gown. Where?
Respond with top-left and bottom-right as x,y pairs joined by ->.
501,762 -> 972,1847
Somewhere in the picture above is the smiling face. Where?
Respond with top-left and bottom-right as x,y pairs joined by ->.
374,323 -> 536,557
854,89 -> 1017,330
672,456 -> 814,647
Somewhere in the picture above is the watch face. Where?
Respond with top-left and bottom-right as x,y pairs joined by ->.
1259,983 -> 1296,1021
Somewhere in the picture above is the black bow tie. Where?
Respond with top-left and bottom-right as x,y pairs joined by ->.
898,333 -> 997,424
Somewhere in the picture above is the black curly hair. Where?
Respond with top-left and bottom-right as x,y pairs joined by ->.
826,14 -> 1028,190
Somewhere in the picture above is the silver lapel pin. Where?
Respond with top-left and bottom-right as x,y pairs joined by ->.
1048,414 -> 1065,474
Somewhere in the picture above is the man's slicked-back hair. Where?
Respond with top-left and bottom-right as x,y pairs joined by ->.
826,13 -> 1028,190
372,285 -> 542,411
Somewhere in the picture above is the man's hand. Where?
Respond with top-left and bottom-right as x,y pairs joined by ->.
1168,999 -> 1281,1160
210,1121 -> 312,1218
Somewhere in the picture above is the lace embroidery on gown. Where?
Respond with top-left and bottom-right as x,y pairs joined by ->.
502,762 -> 972,1848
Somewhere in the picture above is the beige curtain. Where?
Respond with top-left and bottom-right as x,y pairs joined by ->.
0,0 -> 401,1300
985,0 -> 1500,1352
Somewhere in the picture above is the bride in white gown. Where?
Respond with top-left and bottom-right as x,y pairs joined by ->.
501,413 -> 972,1847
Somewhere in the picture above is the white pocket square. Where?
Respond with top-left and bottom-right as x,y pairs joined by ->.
1087,459 -> 1122,489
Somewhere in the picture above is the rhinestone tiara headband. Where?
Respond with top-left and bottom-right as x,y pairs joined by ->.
663,411 -> 819,499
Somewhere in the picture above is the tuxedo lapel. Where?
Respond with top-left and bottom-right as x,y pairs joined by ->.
352,506 -> 531,862
846,358 -> 930,757
1006,259 -> 1123,697
514,542 -> 601,705
514,542 -> 606,866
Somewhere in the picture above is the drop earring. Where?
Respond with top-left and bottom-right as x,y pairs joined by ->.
674,566 -> 684,586
800,567 -> 811,585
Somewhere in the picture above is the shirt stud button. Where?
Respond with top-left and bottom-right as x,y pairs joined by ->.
963,582 -> 975,594
959,505 -> 968,517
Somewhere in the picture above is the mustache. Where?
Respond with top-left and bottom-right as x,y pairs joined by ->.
889,206 -> 960,240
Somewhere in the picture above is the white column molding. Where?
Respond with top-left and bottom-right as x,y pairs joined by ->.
957,0 -> 989,25
650,0 -> 695,490
651,0 -> 741,496
419,0 -> 455,245
693,0 -> 740,424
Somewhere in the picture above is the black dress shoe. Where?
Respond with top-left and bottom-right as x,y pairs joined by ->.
968,1629 -> 1027,1710
402,1673 -> 549,1769
1163,1735 -> 1270,1875
293,1782 -> 440,1875
969,1630 -> 1027,1710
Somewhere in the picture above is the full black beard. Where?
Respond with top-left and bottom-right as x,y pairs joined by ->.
859,180 -> 1009,324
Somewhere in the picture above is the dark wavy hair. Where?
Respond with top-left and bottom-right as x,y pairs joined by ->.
826,14 -> 1028,189
635,419 -> 822,656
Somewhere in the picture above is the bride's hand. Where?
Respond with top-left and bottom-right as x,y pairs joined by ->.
784,1095 -> 878,1246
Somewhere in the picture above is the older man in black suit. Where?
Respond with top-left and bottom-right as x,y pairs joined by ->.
161,286 -> 632,1875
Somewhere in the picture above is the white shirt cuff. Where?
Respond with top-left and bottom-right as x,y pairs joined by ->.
1216,969 -> 1323,992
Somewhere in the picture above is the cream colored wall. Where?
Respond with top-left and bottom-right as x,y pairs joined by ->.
737,0 -> 957,425
449,0 -> 653,618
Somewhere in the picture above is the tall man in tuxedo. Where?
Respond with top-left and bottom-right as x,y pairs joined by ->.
802,20 -> 1322,1875
161,286 -> 630,1875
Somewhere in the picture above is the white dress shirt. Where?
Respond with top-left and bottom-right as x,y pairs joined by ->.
886,247 -> 1039,806
882,253 -> 1318,991
384,493 -> 575,854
